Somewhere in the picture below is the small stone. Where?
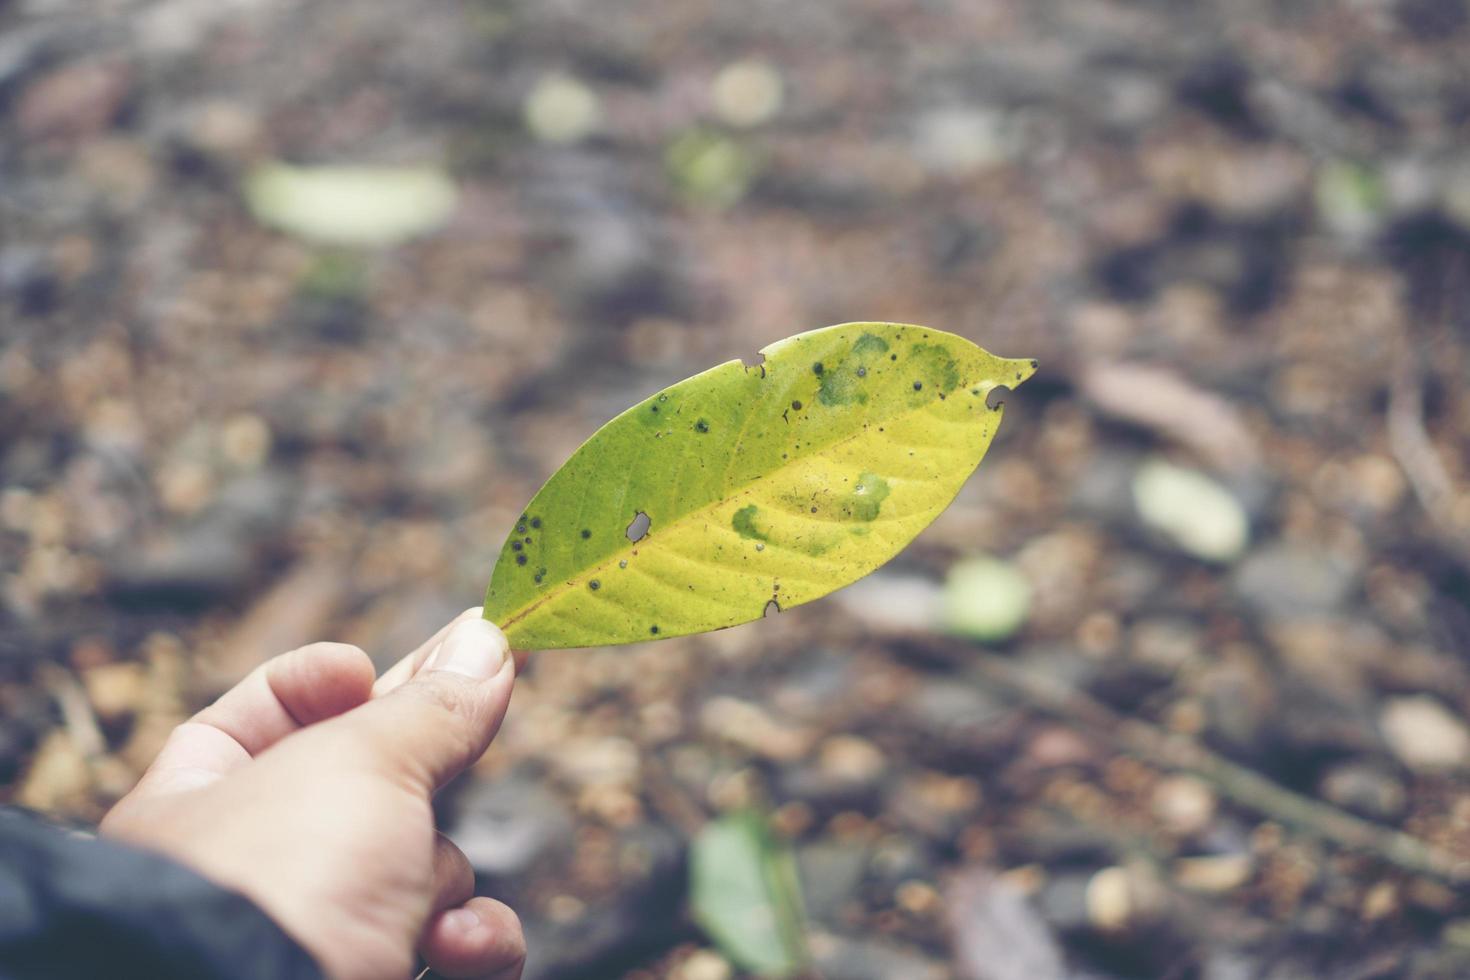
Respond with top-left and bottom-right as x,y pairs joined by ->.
1234,544 -> 1358,619
1319,763 -> 1407,821
1085,866 -> 1132,933
1151,775 -> 1217,836
82,662 -> 145,724
17,60 -> 131,142
677,949 -> 733,980
830,573 -> 942,634
712,60 -> 784,128
446,772 -> 575,876
219,413 -> 272,470
1174,854 -> 1253,893
1132,458 -> 1248,562
15,732 -> 91,814
810,934 -> 947,980
1380,696 -> 1470,772
552,735 -> 640,786
947,866 -> 1065,980
1085,864 -> 1165,934
817,735 -> 887,785
1362,880 -> 1399,921
915,106 -> 1015,176
524,73 -> 600,144
942,556 -> 1031,642
699,697 -> 812,761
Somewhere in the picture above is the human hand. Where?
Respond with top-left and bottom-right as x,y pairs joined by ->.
100,609 -> 525,980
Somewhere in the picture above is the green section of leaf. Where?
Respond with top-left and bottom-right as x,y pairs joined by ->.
484,321 -> 1034,650
943,555 -> 1031,642
690,811 -> 808,977
244,162 -> 457,247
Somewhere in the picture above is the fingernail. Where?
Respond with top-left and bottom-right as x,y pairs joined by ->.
426,619 -> 508,680
443,907 -> 483,937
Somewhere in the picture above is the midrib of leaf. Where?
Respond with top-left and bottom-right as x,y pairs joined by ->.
493,375 -> 1007,634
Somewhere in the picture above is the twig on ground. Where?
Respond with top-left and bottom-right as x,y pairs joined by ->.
913,637 -> 1470,885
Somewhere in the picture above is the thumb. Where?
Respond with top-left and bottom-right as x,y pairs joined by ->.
335,617 -> 515,794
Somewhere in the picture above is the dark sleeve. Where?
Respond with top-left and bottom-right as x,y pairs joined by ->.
0,808 -> 324,980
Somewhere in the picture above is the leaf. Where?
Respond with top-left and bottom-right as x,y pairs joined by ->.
484,322 -> 1035,650
244,162 -> 457,247
690,810 -> 808,977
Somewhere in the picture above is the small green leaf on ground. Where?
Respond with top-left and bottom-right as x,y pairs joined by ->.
1132,457 -> 1248,562
244,162 -> 457,247
943,555 -> 1031,642
483,322 -> 1035,650
691,810 -> 808,977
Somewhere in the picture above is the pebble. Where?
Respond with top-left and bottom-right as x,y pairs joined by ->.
915,106 -> 1015,176
1174,854 -> 1253,893
17,59 -> 131,142
446,772 -> 576,876
1379,696 -> 1470,772
1152,775 -> 1218,836
943,556 -> 1032,642
82,662 -> 145,725
809,933 -> 948,980
947,866 -> 1065,980
829,573 -> 942,634
1085,864 -> 1166,934
699,697 -> 812,761
1233,544 -> 1358,619
711,60 -> 783,128
817,735 -> 887,785
1133,458 -> 1249,562
676,949 -> 733,980
1319,762 -> 1407,821
524,73 -> 600,144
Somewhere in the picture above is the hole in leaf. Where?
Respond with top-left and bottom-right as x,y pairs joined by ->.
985,384 -> 1013,410
740,351 -> 766,370
626,511 -> 651,542
763,599 -> 781,618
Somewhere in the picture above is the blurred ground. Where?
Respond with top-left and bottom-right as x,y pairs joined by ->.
5,0 -> 1470,977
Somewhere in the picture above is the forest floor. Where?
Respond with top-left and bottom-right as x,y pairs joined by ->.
4,0 -> 1470,977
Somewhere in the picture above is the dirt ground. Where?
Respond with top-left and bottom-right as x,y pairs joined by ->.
5,0 -> 1470,977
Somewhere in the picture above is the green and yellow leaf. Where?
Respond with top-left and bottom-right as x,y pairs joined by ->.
484,322 -> 1034,650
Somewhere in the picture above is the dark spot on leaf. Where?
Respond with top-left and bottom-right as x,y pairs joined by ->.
856,366 -> 867,377
516,523 -> 528,534
627,511 -> 651,542
812,361 -> 824,375
511,541 -> 522,551
580,529 -> 591,539
1030,359 -> 1039,368
732,504 -> 768,541
791,400 -> 802,410
516,554 -> 527,566
651,404 -> 660,413
650,625 -> 660,635
589,579 -> 600,591
695,419 -> 710,433
530,517 -> 542,529
913,380 -> 923,390
890,353 -> 897,361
